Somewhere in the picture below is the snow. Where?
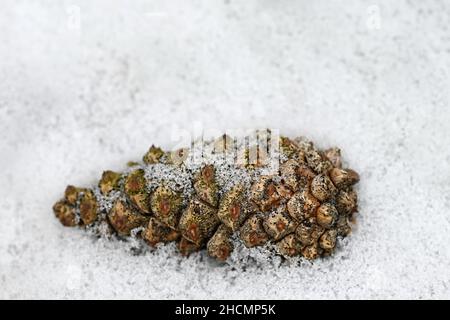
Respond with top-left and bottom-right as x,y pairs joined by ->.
1,0 -> 450,299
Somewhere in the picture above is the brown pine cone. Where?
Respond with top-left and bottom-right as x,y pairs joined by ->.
52,133 -> 360,262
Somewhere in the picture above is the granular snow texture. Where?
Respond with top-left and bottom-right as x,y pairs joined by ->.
0,0 -> 449,299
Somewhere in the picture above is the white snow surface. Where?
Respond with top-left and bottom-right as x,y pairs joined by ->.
1,0 -> 449,299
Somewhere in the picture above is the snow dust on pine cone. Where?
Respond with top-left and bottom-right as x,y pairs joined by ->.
52,130 -> 360,263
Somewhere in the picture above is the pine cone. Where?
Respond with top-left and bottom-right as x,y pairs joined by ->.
53,133 -> 360,262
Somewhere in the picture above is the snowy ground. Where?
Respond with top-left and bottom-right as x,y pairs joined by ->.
1,0 -> 449,299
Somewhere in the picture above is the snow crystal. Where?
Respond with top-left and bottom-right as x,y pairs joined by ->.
1,0 -> 450,300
